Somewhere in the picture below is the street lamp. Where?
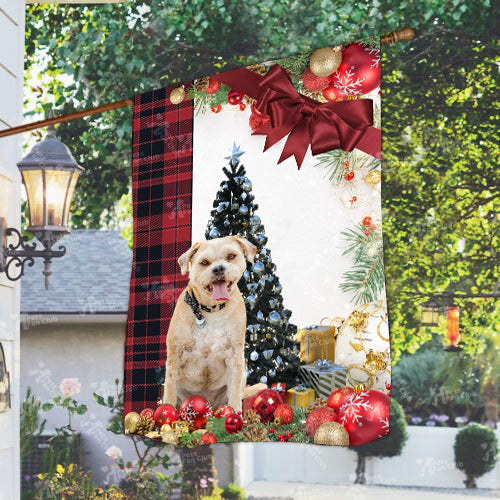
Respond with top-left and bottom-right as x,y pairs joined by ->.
0,125 -> 83,289
420,299 -> 440,327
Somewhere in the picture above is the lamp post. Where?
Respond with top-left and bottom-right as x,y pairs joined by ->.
0,126 -> 83,289
420,299 -> 440,327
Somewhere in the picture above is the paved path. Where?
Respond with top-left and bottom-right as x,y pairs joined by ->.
245,481 -> 500,500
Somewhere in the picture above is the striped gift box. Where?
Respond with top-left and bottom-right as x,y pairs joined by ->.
298,360 -> 347,399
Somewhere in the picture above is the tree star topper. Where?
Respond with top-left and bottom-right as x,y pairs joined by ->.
225,142 -> 245,165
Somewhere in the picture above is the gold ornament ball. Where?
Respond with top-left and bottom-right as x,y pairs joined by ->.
314,422 -> 350,446
162,430 -> 179,445
124,411 -> 140,434
309,47 -> 342,77
365,170 -> 382,186
192,429 -> 208,438
170,86 -> 185,105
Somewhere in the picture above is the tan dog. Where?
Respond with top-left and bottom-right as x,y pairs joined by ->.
163,236 -> 266,412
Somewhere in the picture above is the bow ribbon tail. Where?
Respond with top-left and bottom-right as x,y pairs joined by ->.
277,119 -> 311,168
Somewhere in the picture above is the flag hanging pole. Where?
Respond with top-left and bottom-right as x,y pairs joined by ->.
0,28 -> 414,139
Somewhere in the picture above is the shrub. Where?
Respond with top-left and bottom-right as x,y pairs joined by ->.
454,423 -> 498,488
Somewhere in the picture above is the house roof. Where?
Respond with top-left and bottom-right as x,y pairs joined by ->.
21,230 -> 132,314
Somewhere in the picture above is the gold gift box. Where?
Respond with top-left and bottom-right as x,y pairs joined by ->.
296,323 -> 337,363
285,386 -> 315,407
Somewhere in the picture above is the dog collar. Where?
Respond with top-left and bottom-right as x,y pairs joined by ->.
184,290 -> 226,329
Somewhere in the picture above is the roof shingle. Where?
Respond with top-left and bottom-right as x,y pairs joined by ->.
21,230 -> 132,314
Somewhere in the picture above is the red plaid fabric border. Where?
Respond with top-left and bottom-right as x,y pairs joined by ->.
124,85 -> 194,414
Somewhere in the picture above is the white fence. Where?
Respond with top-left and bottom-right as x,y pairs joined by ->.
235,426 -> 500,489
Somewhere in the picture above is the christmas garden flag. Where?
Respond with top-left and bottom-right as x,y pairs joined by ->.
124,37 -> 391,447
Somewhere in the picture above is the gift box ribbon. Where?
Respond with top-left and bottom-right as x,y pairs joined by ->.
217,65 -> 380,168
315,359 -> 334,372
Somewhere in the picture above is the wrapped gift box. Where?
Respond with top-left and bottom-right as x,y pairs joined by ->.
271,382 -> 287,395
299,360 -> 347,399
297,324 -> 337,363
285,385 -> 315,407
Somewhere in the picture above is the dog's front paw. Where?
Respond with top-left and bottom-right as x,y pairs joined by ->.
229,401 -> 242,413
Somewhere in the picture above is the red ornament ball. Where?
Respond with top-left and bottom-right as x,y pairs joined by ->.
338,390 -> 390,446
251,389 -> 283,423
154,404 -> 178,427
322,84 -> 347,102
206,77 -> 221,94
224,413 -> 244,434
179,395 -> 212,430
249,113 -> 270,132
227,88 -> 244,105
140,408 -> 154,420
331,43 -> 380,97
201,432 -> 218,444
213,404 -> 235,420
302,66 -> 331,91
251,103 -> 264,116
362,216 -> 373,227
211,105 -> 222,114
305,407 -> 337,439
344,171 -> 355,181
274,403 -> 294,425
239,103 -> 247,111
386,384 -> 391,390
327,386 -> 354,412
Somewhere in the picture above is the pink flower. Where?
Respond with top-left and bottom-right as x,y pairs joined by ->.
200,479 -> 208,489
105,445 -> 123,460
59,378 -> 81,398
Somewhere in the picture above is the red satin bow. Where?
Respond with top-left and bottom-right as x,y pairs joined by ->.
252,65 -> 374,168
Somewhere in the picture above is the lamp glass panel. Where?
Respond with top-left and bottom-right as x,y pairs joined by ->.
44,169 -> 72,226
21,169 -> 44,227
62,171 -> 80,226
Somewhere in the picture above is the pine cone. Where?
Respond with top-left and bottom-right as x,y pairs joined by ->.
244,409 -> 261,425
194,76 -> 210,92
242,424 -> 270,442
135,416 -> 155,435
189,437 -> 202,447
305,397 -> 328,417
247,64 -> 268,75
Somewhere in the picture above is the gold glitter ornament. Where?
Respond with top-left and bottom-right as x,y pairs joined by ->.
124,411 -> 140,434
170,85 -> 186,105
314,421 -> 350,446
364,349 -> 388,375
160,423 -> 172,434
161,430 -> 179,445
171,420 -> 190,435
309,46 -> 342,77
365,170 -> 382,186
349,310 -> 369,332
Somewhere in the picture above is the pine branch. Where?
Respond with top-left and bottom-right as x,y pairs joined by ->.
357,35 -> 381,49
188,84 -> 231,115
274,50 -> 312,85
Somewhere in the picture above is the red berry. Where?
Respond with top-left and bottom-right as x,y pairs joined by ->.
269,427 -> 274,433
386,384 -> 391,390
352,196 -> 357,202
387,392 -> 391,397
239,103 -> 247,111
364,229 -> 370,236
344,161 -> 350,167
344,171 -> 355,181
211,105 -> 222,113
371,224 -> 377,230
278,434 -> 284,440
362,216 -> 373,227
285,432 -> 292,439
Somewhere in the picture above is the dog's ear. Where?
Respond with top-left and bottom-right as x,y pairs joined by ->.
178,241 -> 203,275
232,236 -> 257,263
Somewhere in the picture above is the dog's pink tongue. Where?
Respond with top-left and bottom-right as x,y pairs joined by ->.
211,281 -> 230,301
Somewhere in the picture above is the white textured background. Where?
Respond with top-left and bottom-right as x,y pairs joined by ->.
192,102 -> 386,329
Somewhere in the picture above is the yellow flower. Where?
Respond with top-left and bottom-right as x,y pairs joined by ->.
56,464 -> 65,474
68,463 -> 74,474
37,473 -> 44,480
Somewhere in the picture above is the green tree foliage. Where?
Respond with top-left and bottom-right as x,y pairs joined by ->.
382,29 -> 499,361
454,423 -> 498,488
24,2 -> 498,360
